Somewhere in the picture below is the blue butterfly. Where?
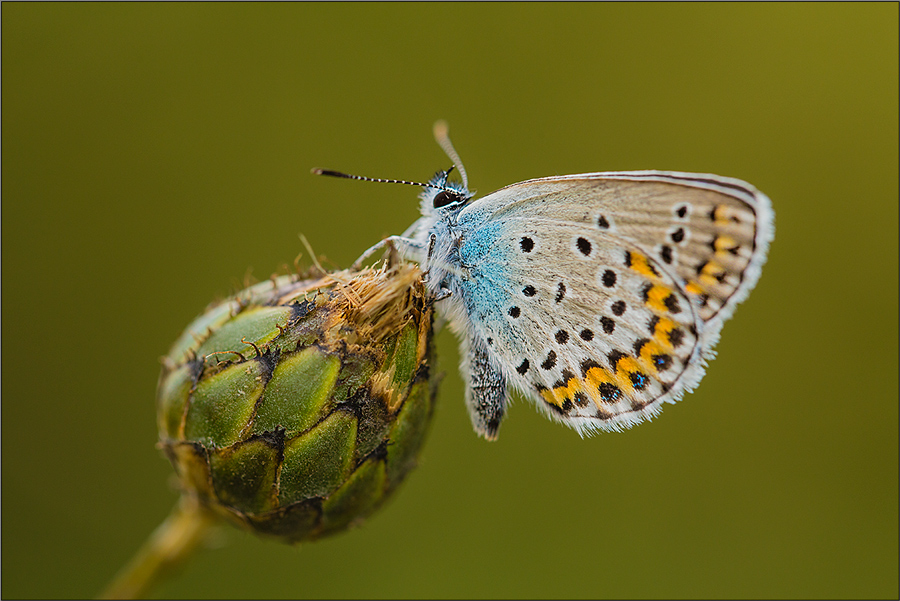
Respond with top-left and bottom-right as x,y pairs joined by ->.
316,122 -> 773,439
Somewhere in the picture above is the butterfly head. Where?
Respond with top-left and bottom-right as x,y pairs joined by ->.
420,167 -> 474,211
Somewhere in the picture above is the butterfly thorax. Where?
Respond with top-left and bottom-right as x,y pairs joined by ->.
417,209 -> 467,295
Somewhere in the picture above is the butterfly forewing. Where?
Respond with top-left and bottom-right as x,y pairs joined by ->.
461,171 -> 773,336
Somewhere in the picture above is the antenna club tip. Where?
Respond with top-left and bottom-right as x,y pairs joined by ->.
433,120 -> 449,138
311,168 -> 323,175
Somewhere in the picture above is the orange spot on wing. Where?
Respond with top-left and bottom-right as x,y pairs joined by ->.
713,204 -> 731,225
583,365 -> 618,409
652,316 -> 679,350
629,252 -> 658,279
611,357 -> 646,392
644,284 -> 673,313
637,339 -> 668,372
545,378 -> 584,408
584,366 -> 614,389
714,234 -> 737,255
685,281 -> 705,296
540,387 -> 561,407
699,261 -> 726,286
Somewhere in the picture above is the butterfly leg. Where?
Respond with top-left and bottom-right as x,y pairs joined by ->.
351,236 -> 425,270
464,339 -> 508,440
431,288 -> 452,302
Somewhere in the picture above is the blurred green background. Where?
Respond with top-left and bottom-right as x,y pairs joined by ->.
2,3 -> 897,599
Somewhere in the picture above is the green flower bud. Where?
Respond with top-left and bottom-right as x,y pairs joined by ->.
156,263 -> 437,543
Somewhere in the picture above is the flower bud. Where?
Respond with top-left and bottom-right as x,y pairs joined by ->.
157,263 -> 436,543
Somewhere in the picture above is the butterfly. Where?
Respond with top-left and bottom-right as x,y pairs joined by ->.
315,122 -> 774,439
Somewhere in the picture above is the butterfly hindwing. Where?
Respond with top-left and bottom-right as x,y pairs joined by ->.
452,171 -> 772,434
456,216 -> 700,433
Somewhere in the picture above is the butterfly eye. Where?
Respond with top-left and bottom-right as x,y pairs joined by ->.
433,190 -> 462,209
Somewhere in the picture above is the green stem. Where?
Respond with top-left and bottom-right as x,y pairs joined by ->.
99,495 -> 218,599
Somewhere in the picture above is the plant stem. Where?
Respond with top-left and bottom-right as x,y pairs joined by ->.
99,495 -> 218,599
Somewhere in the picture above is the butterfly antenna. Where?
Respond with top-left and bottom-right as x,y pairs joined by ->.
433,120 -> 468,190
311,168 -> 450,192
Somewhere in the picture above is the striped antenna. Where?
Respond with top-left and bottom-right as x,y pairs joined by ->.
433,120 -> 468,190
311,168 -> 454,192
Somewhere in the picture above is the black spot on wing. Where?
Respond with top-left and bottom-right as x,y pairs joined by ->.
629,371 -> 649,390
573,391 -> 589,407
664,294 -> 681,314
541,351 -> 557,370
633,338 -> 649,356
660,245 -> 673,264
576,237 -> 592,256
600,317 -> 615,334
598,382 -> 622,404
607,350 -> 626,373
601,270 -> 616,288
580,359 -> 602,378
653,353 -> 672,372
555,282 -> 566,303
